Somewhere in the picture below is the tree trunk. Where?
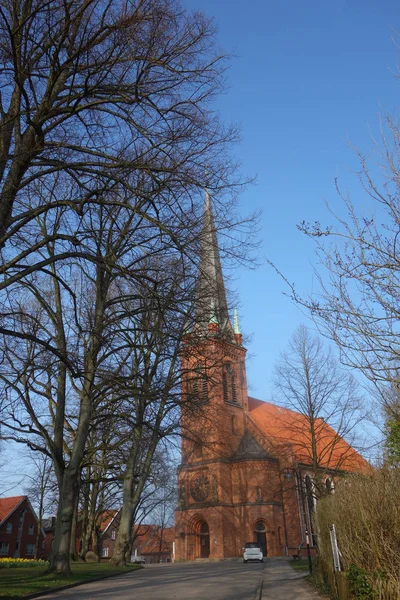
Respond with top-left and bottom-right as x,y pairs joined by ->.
49,470 -> 79,574
70,489 -> 80,561
79,478 -> 90,559
110,455 -> 137,566
34,474 -> 45,560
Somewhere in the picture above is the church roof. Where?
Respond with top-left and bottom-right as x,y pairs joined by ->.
195,190 -> 231,333
247,397 -> 369,473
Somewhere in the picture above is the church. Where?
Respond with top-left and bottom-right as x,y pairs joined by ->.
174,193 -> 367,561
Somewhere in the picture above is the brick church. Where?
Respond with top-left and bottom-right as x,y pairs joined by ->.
174,193 -> 367,561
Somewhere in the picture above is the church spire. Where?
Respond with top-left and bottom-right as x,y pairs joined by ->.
196,190 -> 230,333
233,308 -> 241,335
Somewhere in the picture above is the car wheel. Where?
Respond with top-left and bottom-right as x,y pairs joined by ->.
244,560 -> 247,563
260,559 -> 263,563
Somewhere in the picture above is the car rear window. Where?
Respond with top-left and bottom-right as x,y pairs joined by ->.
245,543 -> 261,548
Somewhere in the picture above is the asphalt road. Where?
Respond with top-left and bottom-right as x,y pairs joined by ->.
35,561 -> 264,600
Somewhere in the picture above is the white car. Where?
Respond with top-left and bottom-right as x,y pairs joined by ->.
243,542 -> 263,563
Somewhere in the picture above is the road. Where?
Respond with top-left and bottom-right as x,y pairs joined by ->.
35,561 -> 264,600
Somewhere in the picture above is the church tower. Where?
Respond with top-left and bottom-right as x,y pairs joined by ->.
174,192 -> 275,560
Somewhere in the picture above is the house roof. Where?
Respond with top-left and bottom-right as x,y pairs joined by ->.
99,509 -> 120,535
247,397 -> 369,473
0,496 -> 26,526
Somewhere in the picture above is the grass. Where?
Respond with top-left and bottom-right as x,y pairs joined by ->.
307,572 -> 335,599
289,558 -> 313,572
0,561 -> 141,599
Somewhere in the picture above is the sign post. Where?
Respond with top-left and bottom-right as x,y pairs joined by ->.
329,524 -> 341,571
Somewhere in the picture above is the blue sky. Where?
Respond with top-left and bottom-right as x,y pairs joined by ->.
184,0 -> 400,400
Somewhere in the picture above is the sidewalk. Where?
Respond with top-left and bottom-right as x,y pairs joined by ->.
261,558 -> 322,600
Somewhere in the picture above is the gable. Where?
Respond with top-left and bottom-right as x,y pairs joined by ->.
233,430 -> 275,460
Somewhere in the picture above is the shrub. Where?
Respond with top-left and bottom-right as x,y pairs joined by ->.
316,469 -> 400,599
347,565 -> 375,600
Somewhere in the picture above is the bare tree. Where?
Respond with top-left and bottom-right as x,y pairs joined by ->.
109,264 -> 187,566
0,0 -> 257,576
23,453 -> 57,559
271,105 -> 400,396
0,0 -> 240,248
0,194 -> 197,573
274,325 -> 366,498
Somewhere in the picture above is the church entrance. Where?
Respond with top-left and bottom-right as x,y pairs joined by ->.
199,521 -> 210,558
254,521 -> 267,556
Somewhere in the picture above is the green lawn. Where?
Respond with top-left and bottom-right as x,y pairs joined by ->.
290,558 -> 314,572
0,562 -> 141,599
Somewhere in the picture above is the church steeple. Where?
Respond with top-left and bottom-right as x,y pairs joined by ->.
196,190 -> 231,333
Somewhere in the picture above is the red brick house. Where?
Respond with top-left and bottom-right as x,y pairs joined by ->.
175,192 -> 369,561
0,496 -> 45,559
131,525 -> 174,564
42,509 -> 122,560
98,509 -> 121,559
99,515 -> 174,563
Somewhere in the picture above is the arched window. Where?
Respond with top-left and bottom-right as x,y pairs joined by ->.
223,362 -> 237,403
191,364 -> 208,403
325,478 -> 332,493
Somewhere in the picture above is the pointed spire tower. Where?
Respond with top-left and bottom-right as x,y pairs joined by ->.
176,191 -> 250,562
195,190 -> 233,336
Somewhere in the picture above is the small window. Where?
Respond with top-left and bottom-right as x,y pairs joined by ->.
5,522 -> 12,534
326,478 -> 332,492
25,543 -> 35,556
256,487 -> 262,501
231,415 -> 237,434
223,371 -> 229,402
111,529 -> 116,540
28,524 -> 34,535
0,542 -> 9,556
223,362 -> 237,403
102,547 -> 109,557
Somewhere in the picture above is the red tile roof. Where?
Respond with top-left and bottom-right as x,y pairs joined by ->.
247,397 -> 369,472
98,510 -> 119,533
0,496 -> 26,524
